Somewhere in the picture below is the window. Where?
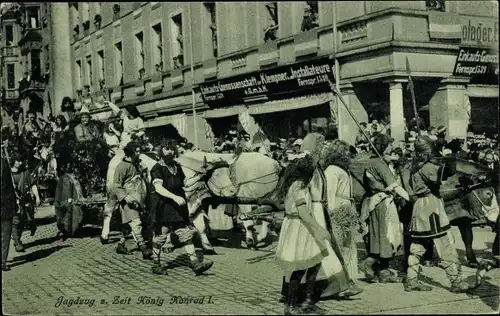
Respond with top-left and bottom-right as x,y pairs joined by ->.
170,13 -> 184,69
135,32 -> 145,78
7,64 -> 15,89
115,42 -> 123,85
86,55 -> 92,88
264,2 -> 278,42
28,7 -> 40,29
97,50 -> 104,88
301,1 -> 319,32
152,23 -> 163,71
5,25 -> 14,46
31,51 -> 41,80
76,60 -> 82,89
203,2 -> 217,58
426,0 -> 446,11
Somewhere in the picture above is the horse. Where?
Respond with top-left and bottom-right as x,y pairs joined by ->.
349,154 -> 499,268
176,151 -> 282,249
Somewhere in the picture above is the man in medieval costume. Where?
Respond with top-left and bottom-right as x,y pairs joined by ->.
359,133 -> 410,283
110,141 -> 152,259
404,136 -> 484,292
10,153 -> 40,252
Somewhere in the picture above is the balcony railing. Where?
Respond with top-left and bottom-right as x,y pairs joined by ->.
19,79 -> 45,96
4,89 -> 19,99
1,46 -> 18,57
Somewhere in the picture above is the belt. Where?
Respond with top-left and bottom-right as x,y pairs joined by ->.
285,213 -> 300,219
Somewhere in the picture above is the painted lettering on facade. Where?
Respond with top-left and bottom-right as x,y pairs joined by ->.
461,18 -> 499,47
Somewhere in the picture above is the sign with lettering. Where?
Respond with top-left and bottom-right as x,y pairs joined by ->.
198,57 -> 335,107
453,47 -> 499,77
461,17 -> 498,48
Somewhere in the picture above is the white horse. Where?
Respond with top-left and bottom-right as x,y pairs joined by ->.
177,151 -> 282,248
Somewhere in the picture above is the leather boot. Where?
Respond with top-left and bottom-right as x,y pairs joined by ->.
300,294 -> 326,315
284,297 -> 302,315
450,280 -> 476,293
404,278 -> 433,292
1,264 -> 10,272
337,281 -> 364,298
116,242 -> 131,255
140,244 -> 153,260
378,269 -> 401,283
359,257 -> 377,283
151,262 -> 169,275
191,259 -> 213,275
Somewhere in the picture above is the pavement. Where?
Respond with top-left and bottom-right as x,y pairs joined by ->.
2,205 -> 499,315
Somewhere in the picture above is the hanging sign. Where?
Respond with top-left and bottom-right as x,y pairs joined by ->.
198,56 -> 335,107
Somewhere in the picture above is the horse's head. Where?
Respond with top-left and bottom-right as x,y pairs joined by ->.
464,185 -> 499,223
178,154 -> 237,198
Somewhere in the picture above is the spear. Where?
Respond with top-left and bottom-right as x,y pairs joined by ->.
406,57 -> 421,136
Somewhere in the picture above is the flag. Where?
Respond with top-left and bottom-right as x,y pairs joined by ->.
428,12 -> 462,40
406,57 -> 414,92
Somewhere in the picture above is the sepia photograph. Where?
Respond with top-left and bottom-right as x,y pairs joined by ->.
0,1 -> 498,315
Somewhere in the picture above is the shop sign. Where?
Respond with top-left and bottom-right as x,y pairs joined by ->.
198,57 -> 335,107
453,47 -> 499,77
461,17 -> 498,48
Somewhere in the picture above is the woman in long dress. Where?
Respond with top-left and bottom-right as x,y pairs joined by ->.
275,153 -> 330,315
322,140 -> 361,281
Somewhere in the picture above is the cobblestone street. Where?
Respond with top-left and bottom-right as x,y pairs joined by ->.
2,206 -> 499,315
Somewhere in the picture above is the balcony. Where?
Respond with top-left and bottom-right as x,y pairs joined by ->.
18,79 -> 46,99
4,89 -> 19,100
1,46 -> 18,57
18,30 -> 43,56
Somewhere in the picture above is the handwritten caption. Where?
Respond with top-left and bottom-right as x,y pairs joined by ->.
55,295 -> 215,308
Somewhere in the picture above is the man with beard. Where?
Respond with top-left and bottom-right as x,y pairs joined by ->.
111,141 -> 152,259
74,107 -> 98,143
149,140 -> 213,275
10,153 -> 40,252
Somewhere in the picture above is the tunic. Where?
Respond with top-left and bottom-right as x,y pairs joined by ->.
12,169 -> 36,224
409,162 -> 451,239
324,165 -> 359,280
150,162 -> 189,230
362,157 -> 403,258
275,181 -> 327,273
113,159 -> 147,224
1,157 -> 18,220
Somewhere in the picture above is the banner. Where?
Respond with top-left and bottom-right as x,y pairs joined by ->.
198,56 -> 335,107
453,47 -> 499,77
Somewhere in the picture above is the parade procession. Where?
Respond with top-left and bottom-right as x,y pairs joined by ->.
1,2 -> 499,315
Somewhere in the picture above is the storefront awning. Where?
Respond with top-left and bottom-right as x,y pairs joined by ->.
247,93 -> 333,115
144,113 -> 188,137
203,105 -> 248,119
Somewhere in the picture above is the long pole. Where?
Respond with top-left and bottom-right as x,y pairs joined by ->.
188,2 -> 198,149
328,79 -> 383,160
332,2 -> 341,139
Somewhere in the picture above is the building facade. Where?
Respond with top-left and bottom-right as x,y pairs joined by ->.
1,2 -> 49,129
4,1 -> 497,148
